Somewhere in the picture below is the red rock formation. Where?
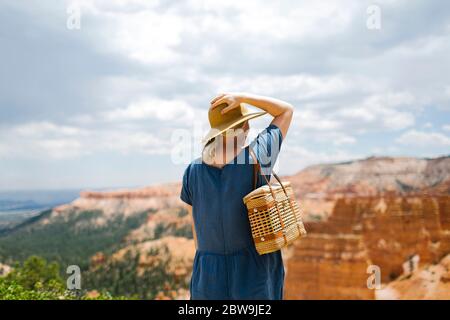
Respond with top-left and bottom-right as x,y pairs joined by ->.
112,236 -> 195,278
126,207 -> 192,243
285,195 -> 450,299
377,254 -> 450,300
80,183 -> 180,199
0,263 -> 12,277
285,233 -> 373,300
90,252 -> 106,268
45,155 -> 449,300
288,156 -> 450,220
52,183 -> 183,218
290,157 -> 416,197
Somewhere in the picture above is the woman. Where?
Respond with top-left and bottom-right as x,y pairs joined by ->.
180,92 -> 294,300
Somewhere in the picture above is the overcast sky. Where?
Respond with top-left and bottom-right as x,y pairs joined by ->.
0,0 -> 449,191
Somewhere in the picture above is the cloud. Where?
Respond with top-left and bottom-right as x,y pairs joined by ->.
13,122 -> 88,137
0,120 -> 172,160
102,8 -> 185,65
295,110 -> 341,131
1,0 -> 449,188
0,122 -> 91,159
279,144 -> 363,174
35,138 -> 86,159
103,98 -> 197,124
396,130 -> 450,148
209,74 -> 367,102
86,0 -> 358,66
336,92 -> 417,131
101,131 -> 172,155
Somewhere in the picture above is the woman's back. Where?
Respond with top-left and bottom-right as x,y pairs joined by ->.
183,147 -> 255,253
181,124 -> 285,299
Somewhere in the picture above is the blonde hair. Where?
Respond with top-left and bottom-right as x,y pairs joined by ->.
202,122 -> 249,165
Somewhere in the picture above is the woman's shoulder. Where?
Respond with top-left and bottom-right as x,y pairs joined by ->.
183,157 -> 203,174
191,157 -> 203,167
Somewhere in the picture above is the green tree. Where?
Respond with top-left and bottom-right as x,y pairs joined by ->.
0,255 -> 130,300
7,256 -> 63,290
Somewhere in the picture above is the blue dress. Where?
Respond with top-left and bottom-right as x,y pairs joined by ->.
180,124 -> 285,300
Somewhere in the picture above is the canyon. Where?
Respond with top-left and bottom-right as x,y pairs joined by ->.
67,156 -> 450,299
1,155 -> 449,299
284,195 -> 450,299
282,155 -> 450,299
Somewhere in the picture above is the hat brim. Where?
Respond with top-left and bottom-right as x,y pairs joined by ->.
202,111 -> 266,145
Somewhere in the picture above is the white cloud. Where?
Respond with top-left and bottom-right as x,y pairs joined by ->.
0,122 -> 90,159
101,131 -> 171,155
108,11 -> 183,64
336,92 -> 416,131
445,86 -> 450,98
209,74 -> 372,102
333,135 -> 357,145
295,109 -> 340,131
103,98 -> 197,124
396,130 -> 450,148
82,0 -> 358,65
278,144 -> 363,174
1,0 -> 450,189
387,33 -> 450,58
0,120 -> 173,160
13,121 -> 88,137
36,138 -> 86,159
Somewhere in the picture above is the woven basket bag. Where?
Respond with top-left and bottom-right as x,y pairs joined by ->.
243,149 -> 307,255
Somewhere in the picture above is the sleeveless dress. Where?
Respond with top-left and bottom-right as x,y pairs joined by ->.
180,124 -> 284,300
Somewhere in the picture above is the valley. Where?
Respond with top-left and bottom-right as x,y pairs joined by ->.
0,155 -> 449,299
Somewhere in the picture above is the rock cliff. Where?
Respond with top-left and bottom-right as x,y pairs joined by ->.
0,263 -> 12,277
289,156 -> 450,220
53,183 -> 181,218
285,195 -> 450,299
376,253 -> 450,300
10,155 -> 448,299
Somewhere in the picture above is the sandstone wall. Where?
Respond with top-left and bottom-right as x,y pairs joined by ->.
376,254 -> 450,300
285,195 -> 450,299
52,183 -> 183,217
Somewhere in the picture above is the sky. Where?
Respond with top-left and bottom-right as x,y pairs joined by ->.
0,0 -> 449,191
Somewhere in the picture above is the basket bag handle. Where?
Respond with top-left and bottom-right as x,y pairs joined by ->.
249,148 -> 302,243
249,148 -> 286,195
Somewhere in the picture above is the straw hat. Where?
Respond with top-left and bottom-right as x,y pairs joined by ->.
202,103 -> 266,145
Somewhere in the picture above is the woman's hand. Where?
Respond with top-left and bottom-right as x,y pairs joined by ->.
210,92 -> 246,114
211,92 -> 294,139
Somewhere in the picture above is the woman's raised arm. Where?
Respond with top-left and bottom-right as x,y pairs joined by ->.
210,92 -> 294,138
